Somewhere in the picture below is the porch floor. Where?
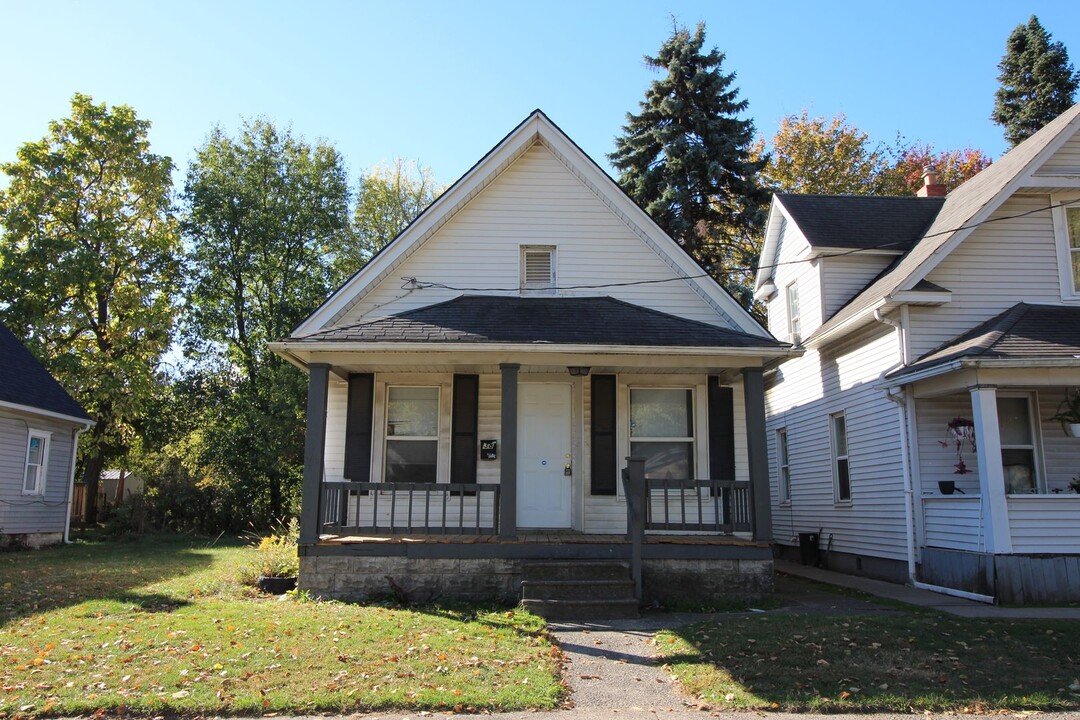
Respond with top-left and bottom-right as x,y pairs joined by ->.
318,532 -> 764,547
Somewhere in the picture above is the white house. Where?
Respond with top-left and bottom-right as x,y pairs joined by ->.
756,102 -> 1080,603
0,322 -> 93,547
271,110 -> 795,613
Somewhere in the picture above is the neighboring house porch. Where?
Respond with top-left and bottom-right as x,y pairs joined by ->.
888,304 -> 1080,602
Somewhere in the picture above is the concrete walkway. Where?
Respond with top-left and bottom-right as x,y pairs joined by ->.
776,559 -> 1080,619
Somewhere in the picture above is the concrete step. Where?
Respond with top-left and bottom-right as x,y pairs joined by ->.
522,597 -> 640,621
521,578 -> 636,601
521,560 -> 631,582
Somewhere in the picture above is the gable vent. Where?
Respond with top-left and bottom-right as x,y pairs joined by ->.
521,246 -> 555,289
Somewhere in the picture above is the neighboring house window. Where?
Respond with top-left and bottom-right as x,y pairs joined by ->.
23,431 -> 51,495
384,386 -> 439,483
521,245 -> 556,290
629,388 -> 694,479
776,428 -> 791,504
998,395 -> 1038,493
830,413 -> 850,503
785,283 -> 801,343
1068,207 -> 1080,294
1052,196 -> 1080,297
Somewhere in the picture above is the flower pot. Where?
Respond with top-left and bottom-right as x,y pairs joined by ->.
256,575 -> 297,595
1067,423 -> 1080,438
938,480 -> 956,495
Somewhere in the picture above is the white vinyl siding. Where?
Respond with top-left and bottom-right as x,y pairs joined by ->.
332,144 -> 734,329
0,411 -> 78,536
766,219 -> 822,341
910,195 -> 1073,358
766,325 -> 908,560
819,254 -> 897,319
1033,127 -> 1080,175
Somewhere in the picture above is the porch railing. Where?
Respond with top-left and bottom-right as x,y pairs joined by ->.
320,481 -> 500,535
643,477 -> 753,533
621,457 -> 754,602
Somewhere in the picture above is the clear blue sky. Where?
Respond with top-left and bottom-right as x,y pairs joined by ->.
2,1 -> 1079,189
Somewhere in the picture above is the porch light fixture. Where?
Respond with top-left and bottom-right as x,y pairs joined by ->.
567,366 -> 591,377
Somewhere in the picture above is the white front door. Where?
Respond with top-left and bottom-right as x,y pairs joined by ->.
517,382 -> 573,528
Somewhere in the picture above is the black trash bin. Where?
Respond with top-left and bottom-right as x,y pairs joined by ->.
798,532 -> 820,566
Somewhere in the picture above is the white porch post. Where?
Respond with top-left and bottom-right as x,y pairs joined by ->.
969,385 -> 1012,554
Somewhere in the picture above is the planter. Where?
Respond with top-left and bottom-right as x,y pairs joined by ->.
256,575 -> 297,595
1067,423 -> 1080,438
937,480 -> 965,495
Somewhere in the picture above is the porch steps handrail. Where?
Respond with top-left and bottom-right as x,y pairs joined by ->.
320,481 -> 500,535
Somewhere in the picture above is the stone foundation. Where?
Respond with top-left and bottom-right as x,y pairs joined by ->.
300,553 -> 773,605
0,532 -> 63,550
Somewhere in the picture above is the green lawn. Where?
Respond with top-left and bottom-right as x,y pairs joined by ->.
657,611 -> 1080,712
0,535 -> 562,716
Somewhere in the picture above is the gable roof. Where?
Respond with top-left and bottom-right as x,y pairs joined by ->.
810,102 -> 1080,343
776,194 -> 945,251
888,303 -> 1080,379
0,322 -> 91,423
292,109 -> 770,339
293,295 -> 787,349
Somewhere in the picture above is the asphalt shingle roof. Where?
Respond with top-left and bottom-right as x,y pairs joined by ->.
811,102 -> 1080,340
889,303 -> 1080,379
296,295 -> 786,349
0,322 -> 91,421
777,194 -> 946,251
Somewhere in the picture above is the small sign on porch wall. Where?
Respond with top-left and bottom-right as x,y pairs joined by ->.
480,440 -> 498,460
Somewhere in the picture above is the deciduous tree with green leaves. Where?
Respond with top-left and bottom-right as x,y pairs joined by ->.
610,22 -> 767,304
181,120 -> 350,523
992,15 -> 1080,147
336,158 -> 440,281
0,94 -> 181,523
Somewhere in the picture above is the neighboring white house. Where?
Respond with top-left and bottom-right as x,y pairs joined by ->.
0,322 -> 93,547
756,102 -> 1080,603
271,110 -> 795,608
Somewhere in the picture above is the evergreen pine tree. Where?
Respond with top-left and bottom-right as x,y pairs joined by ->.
610,23 -> 767,306
992,15 -> 1080,146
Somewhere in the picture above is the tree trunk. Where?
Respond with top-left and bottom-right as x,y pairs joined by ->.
269,472 -> 282,521
82,451 -> 105,525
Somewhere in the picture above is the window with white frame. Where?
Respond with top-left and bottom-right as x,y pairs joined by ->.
1068,207 -> 1080,294
785,282 -> 801,343
23,431 -> 50,495
520,245 -> 556,290
384,386 -> 439,483
629,388 -> 694,480
830,413 -> 850,503
1052,195 -> 1080,298
998,395 -> 1038,493
776,428 -> 791,504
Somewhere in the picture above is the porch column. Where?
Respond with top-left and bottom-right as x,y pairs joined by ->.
742,367 -> 773,542
499,363 -> 519,539
299,363 -> 330,546
970,386 -> 1012,554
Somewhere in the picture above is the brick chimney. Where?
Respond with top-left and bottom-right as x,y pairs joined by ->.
917,165 -> 947,197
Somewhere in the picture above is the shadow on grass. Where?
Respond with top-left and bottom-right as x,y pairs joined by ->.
0,535 -> 223,622
658,612 -> 1080,712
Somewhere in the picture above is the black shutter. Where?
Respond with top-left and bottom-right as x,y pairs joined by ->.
344,373 -> 375,484
590,374 -> 617,495
451,374 -> 479,487
708,376 -> 735,481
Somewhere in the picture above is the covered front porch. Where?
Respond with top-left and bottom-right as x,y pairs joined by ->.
904,366 -> 1080,602
284,350 -> 778,604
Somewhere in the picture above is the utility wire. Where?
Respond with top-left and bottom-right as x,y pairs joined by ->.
401,197 -> 1080,292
